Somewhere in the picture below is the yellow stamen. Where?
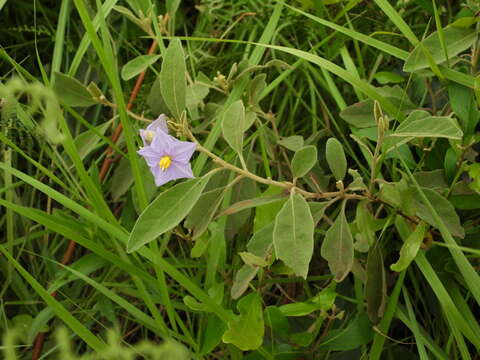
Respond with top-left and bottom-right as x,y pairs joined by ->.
159,156 -> 172,171
144,130 -> 155,144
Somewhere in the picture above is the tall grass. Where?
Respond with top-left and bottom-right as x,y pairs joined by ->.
1,0 -> 479,359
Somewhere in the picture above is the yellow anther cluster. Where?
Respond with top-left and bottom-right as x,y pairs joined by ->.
159,156 -> 172,171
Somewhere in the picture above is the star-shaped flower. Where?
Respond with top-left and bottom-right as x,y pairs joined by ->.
137,123 -> 196,187
139,114 -> 169,145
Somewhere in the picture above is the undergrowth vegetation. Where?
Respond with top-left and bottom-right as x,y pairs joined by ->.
1,0 -> 480,359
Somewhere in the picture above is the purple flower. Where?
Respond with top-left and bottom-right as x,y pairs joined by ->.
138,127 -> 196,187
139,114 -> 169,145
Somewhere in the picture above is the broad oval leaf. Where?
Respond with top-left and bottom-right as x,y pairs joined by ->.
391,221 -> 427,272
404,26 -> 476,72
414,187 -> 464,238
222,293 -> 264,351
326,138 -> 347,181
278,135 -> 304,152
127,176 -> 211,253
320,203 -> 354,282
292,145 -> 318,178
160,39 -> 187,120
53,72 -> 96,107
273,193 -> 314,279
390,115 -> 463,139
340,86 -> 416,128
121,54 -> 161,81
222,100 -> 246,155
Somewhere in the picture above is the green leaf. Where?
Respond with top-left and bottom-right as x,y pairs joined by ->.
232,221 -> 274,298
217,193 -> 287,218
340,86 -> 416,128
404,26 -> 476,72
390,114 -> 463,139
320,312 -> 374,351
365,243 -> 387,324
254,186 -> 287,232
467,163 -> 480,194
353,200 -> 378,252
239,252 -> 268,267
278,135 -> 304,151
247,222 -> 275,258
184,187 -> 225,239
391,221 -> 427,272
222,100 -> 246,155
121,54 -> 161,81
309,201 -> 329,225
147,76 -> 171,116
160,39 -> 187,120
321,202 -> 354,282
292,145 -> 318,178
265,306 -> 290,340
448,82 -> 480,136
72,121 -> 111,161
222,293 -> 264,351
127,176 -> 211,253
53,72 -> 96,107
273,193 -> 314,279
326,138 -> 347,181
200,315 -> 226,355
413,187 -> 465,239
231,265 -> 258,300
278,284 -> 336,317
186,82 -> 209,110
226,177 -> 256,240
190,226 -> 211,258
413,170 -> 448,190
374,71 -> 404,84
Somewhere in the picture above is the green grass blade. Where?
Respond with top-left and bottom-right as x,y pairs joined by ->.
193,1 -> 284,174
369,270 -> 406,359
372,0 -> 419,45
68,0 -> 118,76
0,163 -> 231,321
50,0 -> 71,84
286,4 -> 474,88
396,306 -> 448,359
415,252 -> 480,351
262,44 -> 403,120
73,0 -> 148,209
402,288 -> 428,359
285,4 -> 409,59
399,157 -> 480,307
0,244 -> 107,352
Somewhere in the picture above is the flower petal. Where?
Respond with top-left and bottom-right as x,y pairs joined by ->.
150,129 -> 176,155
147,114 -> 169,134
137,146 -> 161,167
170,140 -> 197,163
169,161 -> 194,179
151,165 -> 173,187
